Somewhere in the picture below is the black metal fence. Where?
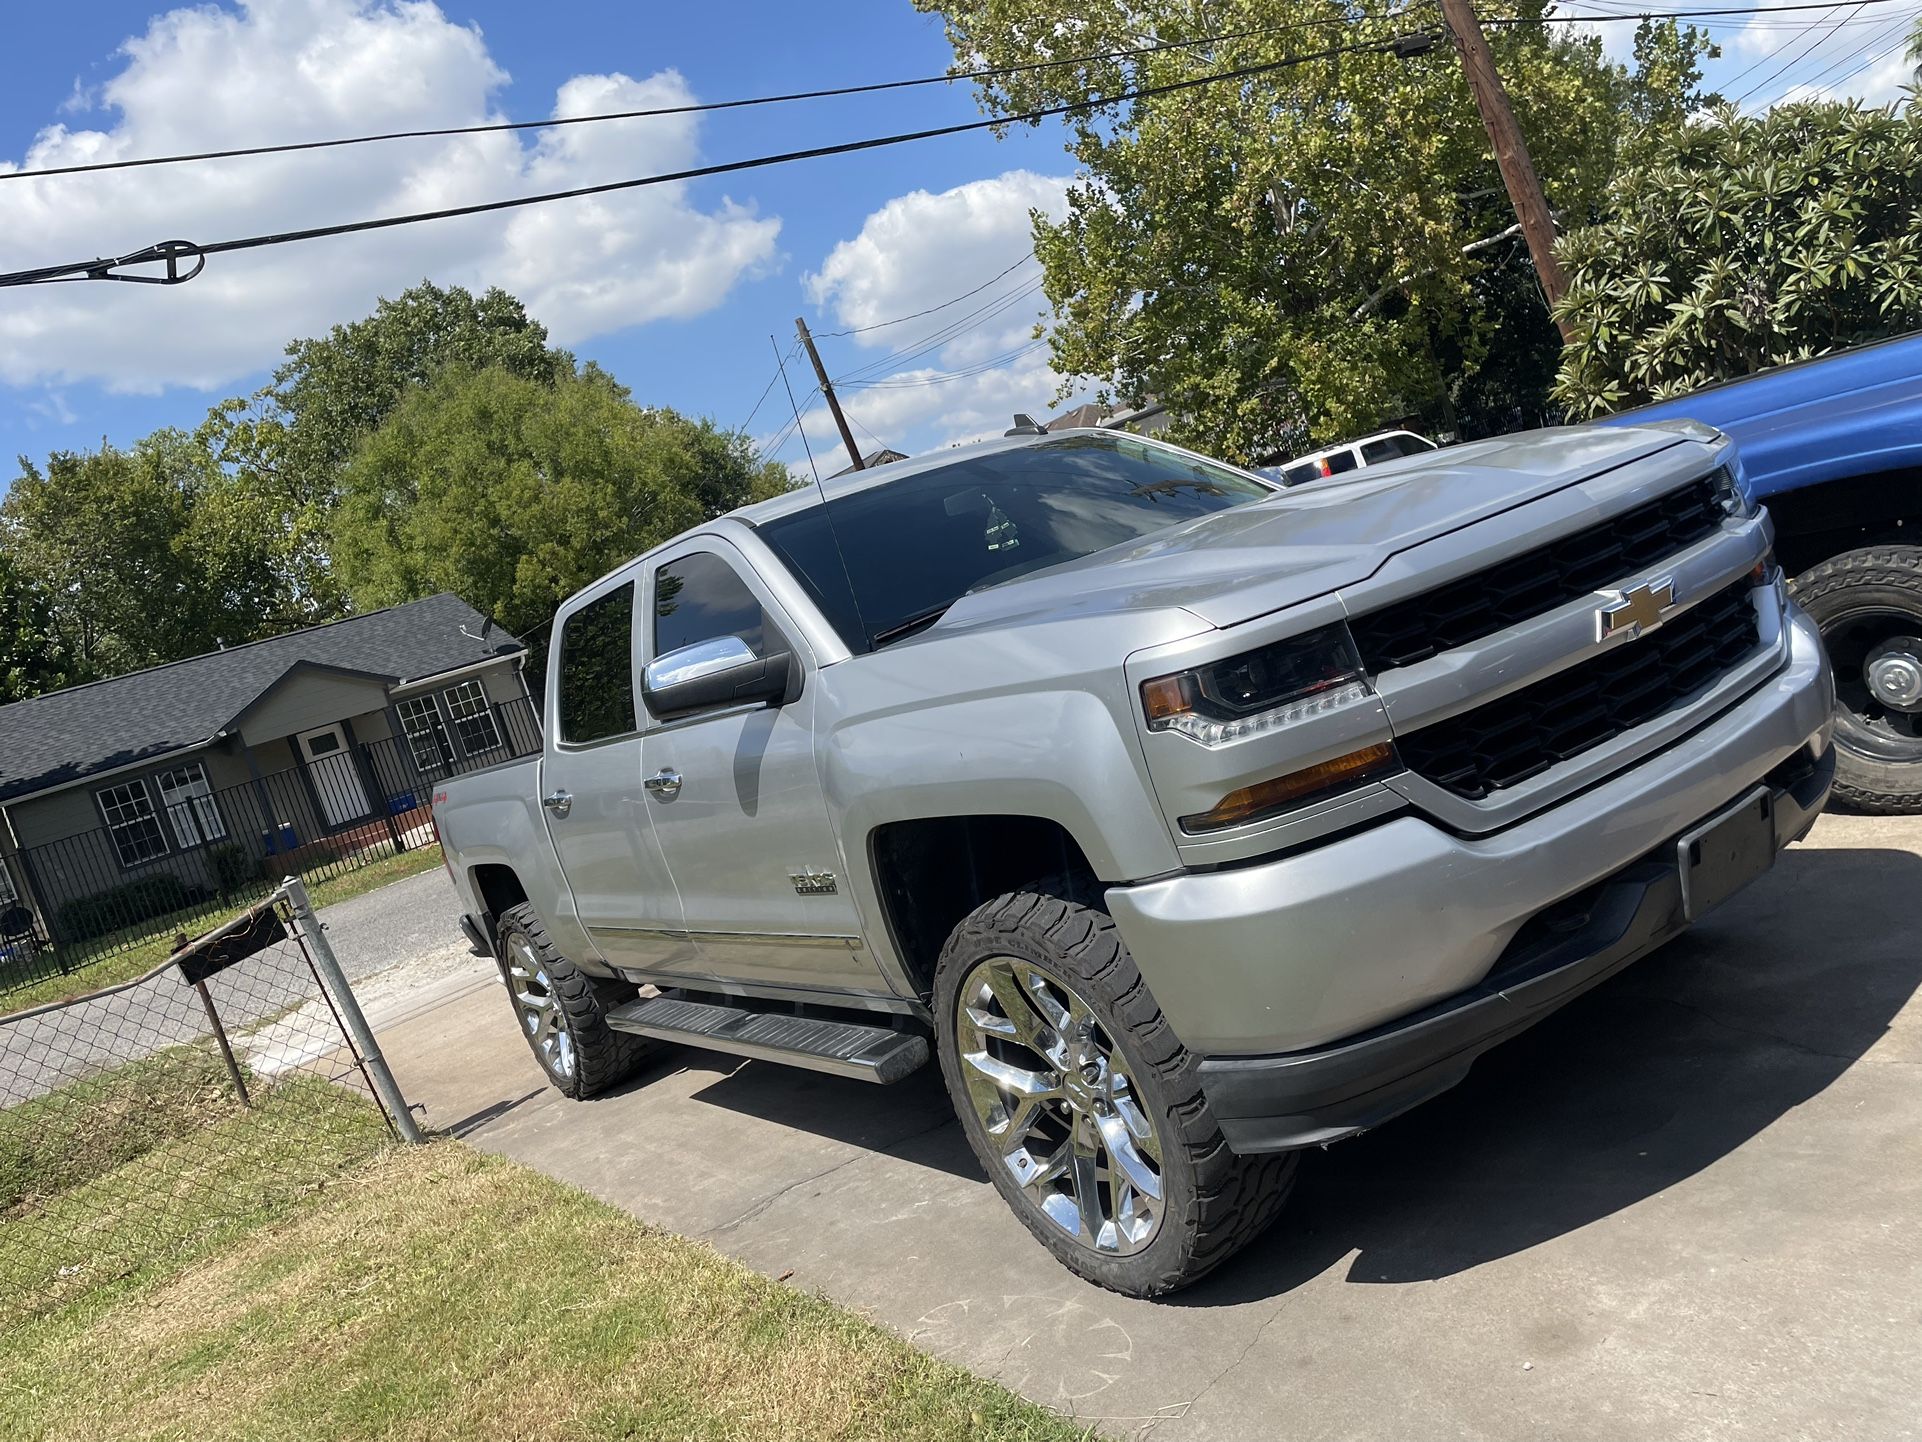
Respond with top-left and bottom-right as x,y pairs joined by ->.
0,884 -> 417,1317
0,694 -> 541,1001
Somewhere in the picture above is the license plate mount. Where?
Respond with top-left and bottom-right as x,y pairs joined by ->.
1679,785 -> 1775,921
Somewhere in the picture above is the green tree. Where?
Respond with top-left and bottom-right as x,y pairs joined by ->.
331,364 -> 792,640
1554,99 -> 1922,416
0,549 -> 73,704
917,0 -> 1713,459
3,431 -> 311,681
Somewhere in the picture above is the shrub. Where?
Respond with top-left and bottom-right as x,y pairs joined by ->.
208,843 -> 259,897
1555,99 -> 1922,415
54,873 -> 191,943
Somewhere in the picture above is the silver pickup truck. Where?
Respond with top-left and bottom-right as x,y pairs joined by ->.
434,423 -> 1834,1296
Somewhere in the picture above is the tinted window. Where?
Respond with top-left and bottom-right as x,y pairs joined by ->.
1281,463 -> 1321,486
758,434 -> 1271,651
1363,434 -> 1435,463
1322,448 -> 1359,474
557,582 -> 636,743
654,551 -> 771,658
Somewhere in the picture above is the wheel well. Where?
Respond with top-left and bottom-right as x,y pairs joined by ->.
468,863 -> 528,929
869,815 -> 1096,998
1765,469 -> 1922,577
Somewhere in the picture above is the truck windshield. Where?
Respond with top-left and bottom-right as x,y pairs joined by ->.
755,434 -> 1272,651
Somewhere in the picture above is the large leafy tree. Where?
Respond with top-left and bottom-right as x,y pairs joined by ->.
917,0 -> 1713,459
1554,99 -> 1922,415
0,549 -> 72,704
331,364 -> 793,642
3,431 -> 312,682
197,281 -> 575,619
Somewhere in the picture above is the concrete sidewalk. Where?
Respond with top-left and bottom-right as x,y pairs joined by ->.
375,815 -> 1922,1440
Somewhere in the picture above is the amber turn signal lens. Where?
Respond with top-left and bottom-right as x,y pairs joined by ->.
1179,743 -> 1398,833
1141,673 -> 1198,723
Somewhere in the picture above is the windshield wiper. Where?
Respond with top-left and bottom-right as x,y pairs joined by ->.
870,604 -> 954,648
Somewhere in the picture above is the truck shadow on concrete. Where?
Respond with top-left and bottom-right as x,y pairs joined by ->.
1175,841 -> 1922,1306
675,840 -> 1919,1303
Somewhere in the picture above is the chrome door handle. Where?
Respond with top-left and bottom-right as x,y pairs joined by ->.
643,769 -> 682,799
541,789 -> 572,817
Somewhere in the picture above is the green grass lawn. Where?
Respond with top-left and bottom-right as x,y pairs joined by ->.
1,846 -> 447,1016
1,1125 -> 1084,1442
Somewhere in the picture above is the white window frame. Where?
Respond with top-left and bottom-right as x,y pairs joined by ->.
96,778 -> 171,867
156,761 -> 227,848
0,858 -> 18,909
442,679 -> 503,757
396,695 -> 455,774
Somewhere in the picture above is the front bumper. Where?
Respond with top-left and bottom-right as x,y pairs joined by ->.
1104,603 -> 1835,1152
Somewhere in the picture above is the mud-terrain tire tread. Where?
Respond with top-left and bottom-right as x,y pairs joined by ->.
1788,545 -> 1922,814
498,902 -> 650,1099
933,874 -> 1296,1297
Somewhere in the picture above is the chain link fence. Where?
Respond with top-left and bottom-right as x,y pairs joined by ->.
0,879 -> 419,1319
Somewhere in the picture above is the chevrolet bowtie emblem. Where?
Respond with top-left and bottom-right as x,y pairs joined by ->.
1597,577 -> 1677,642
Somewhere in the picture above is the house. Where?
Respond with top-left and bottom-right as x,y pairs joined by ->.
829,447 -> 909,477
0,594 -> 530,948
1043,399 -> 1172,436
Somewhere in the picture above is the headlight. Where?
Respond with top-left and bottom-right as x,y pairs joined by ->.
1141,623 -> 1370,745
1708,463 -> 1755,520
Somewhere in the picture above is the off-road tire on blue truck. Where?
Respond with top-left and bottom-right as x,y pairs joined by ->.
498,903 -> 651,1099
933,876 -> 1297,1297
1789,545 -> 1922,814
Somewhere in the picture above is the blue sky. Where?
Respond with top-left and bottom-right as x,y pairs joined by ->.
0,0 -> 1911,481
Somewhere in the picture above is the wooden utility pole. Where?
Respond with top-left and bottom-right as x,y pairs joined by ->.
1435,0 -> 1574,342
795,317 -> 864,472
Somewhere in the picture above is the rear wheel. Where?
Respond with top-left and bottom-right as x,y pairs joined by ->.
1789,546 -> 1922,813
498,903 -> 650,1099
933,878 -> 1296,1297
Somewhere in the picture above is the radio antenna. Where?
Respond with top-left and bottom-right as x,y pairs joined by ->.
771,334 -> 869,646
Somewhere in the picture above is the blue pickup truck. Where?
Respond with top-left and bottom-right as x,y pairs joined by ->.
1600,332 -> 1922,812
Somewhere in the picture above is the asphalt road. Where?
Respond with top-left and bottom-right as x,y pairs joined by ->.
348,814 -> 1922,1437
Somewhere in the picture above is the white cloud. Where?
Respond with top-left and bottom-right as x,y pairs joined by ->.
0,0 -> 779,393
785,169 -> 1092,462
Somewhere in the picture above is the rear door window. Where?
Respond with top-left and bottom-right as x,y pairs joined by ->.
557,582 -> 637,744
1322,448 -> 1359,474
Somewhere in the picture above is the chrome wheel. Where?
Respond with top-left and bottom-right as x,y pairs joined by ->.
506,936 -> 575,1081
955,955 -> 1164,1255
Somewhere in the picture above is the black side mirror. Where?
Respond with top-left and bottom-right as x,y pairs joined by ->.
641,636 -> 796,720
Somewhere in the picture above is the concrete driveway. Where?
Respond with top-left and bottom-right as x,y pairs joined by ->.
372,814 -> 1922,1439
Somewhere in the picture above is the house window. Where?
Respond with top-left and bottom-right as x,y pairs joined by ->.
0,858 -> 18,908
397,695 -> 454,774
443,679 -> 502,756
156,762 -> 227,847
97,779 -> 170,866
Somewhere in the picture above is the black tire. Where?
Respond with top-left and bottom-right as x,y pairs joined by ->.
932,876 -> 1297,1298
498,902 -> 650,1099
1789,545 -> 1922,814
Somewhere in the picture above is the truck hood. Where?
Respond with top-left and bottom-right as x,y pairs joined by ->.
934,425 -> 1689,634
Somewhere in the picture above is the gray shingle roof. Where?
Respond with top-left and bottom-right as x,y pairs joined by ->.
0,594 -> 523,804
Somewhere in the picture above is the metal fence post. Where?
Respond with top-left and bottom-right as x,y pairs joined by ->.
281,876 -> 424,1143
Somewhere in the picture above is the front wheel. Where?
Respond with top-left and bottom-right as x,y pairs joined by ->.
933,879 -> 1296,1298
498,903 -> 650,1099
1790,546 -> 1922,813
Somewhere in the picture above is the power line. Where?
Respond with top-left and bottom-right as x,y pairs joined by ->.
0,36 -> 1433,289
844,338 -> 1054,389
735,343 -> 798,436
2,2 -> 1893,192
834,278 -> 1048,384
1730,0 -> 1871,102
816,253 -> 1037,337
0,14 -> 1407,186
1488,0 -> 1911,24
